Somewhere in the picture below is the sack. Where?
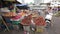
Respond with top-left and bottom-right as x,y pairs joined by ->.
36,26 -> 44,32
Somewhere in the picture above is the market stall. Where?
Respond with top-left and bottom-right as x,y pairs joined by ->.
0,0 -> 23,32
0,1 -> 46,34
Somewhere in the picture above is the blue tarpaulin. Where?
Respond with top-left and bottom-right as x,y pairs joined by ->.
16,4 -> 29,9
16,4 -> 28,6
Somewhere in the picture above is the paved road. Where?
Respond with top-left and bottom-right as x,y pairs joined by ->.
51,17 -> 60,34
41,16 -> 60,34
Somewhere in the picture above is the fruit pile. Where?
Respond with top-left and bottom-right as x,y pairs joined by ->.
3,12 -> 16,17
33,16 -> 46,26
21,15 -> 32,26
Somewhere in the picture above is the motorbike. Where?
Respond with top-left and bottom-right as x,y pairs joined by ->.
45,13 -> 53,28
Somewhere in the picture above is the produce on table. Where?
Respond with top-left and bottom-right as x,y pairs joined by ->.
3,12 -> 16,17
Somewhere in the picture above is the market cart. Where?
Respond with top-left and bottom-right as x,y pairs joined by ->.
21,15 -> 32,34
33,16 -> 46,33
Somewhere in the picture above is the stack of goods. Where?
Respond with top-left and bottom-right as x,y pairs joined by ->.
2,12 -> 16,17
11,15 -> 22,30
11,15 -> 22,25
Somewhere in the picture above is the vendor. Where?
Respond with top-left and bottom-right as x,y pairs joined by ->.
45,7 -> 53,15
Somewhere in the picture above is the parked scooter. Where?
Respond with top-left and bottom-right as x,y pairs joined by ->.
45,13 -> 53,28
